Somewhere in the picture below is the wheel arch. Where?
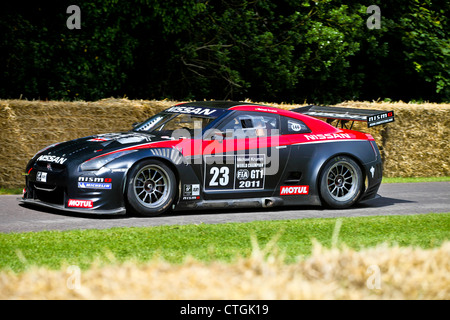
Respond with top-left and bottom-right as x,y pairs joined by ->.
316,152 -> 366,185
122,154 -> 182,210
122,148 -> 185,215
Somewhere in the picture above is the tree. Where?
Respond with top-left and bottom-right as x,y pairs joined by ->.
0,0 -> 448,102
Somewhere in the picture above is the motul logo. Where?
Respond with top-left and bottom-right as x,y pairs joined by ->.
280,185 -> 309,195
68,199 -> 93,208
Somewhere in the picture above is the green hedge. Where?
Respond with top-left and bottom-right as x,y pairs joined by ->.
1,1 -> 449,103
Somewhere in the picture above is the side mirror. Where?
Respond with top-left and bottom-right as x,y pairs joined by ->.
211,131 -> 226,142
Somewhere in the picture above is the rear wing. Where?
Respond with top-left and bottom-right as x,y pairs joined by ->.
291,105 -> 395,128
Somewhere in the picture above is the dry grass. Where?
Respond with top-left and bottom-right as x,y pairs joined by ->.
1,98 -> 449,188
1,239 -> 449,300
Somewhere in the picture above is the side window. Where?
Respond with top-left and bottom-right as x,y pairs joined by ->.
218,112 -> 280,138
282,117 -> 311,134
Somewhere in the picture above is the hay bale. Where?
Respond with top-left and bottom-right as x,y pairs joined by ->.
0,99 -> 177,188
1,241 -> 448,299
332,101 -> 450,177
0,99 -> 449,188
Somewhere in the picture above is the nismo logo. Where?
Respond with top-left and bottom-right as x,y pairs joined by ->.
78,177 -> 112,183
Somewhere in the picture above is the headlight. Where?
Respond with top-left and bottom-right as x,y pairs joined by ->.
80,150 -> 137,171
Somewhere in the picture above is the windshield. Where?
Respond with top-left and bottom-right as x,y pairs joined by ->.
133,113 -> 215,136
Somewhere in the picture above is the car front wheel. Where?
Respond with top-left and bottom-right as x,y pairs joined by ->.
126,159 -> 176,217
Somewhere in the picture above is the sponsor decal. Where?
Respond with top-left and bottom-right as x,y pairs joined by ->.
36,171 -> 47,183
78,182 -> 112,189
88,133 -> 152,144
370,166 -> 375,178
182,184 -> 200,200
182,196 -> 200,200
367,111 -> 394,127
254,107 -> 278,113
191,184 -> 200,196
204,154 -> 266,191
280,185 -> 309,195
78,177 -> 112,183
68,199 -> 93,208
304,133 -> 351,141
290,123 -> 302,132
236,169 -> 250,180
37,155 -> 67,164
166,106 -> 217,116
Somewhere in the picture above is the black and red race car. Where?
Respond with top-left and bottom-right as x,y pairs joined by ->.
21,101 -> 394,216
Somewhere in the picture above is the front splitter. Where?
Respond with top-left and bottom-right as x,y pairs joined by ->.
19,198 -> 127,215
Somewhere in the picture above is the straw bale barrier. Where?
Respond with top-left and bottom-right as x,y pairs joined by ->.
0,99 -> 173,188
0,99 -> 449,188
1,241 -> 449,299
334,101 -> 449,179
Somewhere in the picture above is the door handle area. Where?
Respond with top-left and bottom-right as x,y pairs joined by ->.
276,145 -> 287,149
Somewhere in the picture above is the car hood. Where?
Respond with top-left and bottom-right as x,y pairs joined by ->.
31,131 -> 175,166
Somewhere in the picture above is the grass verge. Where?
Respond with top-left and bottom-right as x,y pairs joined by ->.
0,188 -> 22,195
2,240 -> 449,299
382,176 -> 450,183
0,213 -> 448,273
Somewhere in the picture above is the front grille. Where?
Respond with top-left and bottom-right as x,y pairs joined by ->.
32,183 -> 65,205
35,161 -> 66,173
34,182 -> 57,191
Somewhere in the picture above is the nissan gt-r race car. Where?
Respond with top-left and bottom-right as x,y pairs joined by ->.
21,101 -> 394,216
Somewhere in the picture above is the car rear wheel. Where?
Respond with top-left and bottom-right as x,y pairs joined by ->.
126,159 -> 176,216
319,156 -> 363,209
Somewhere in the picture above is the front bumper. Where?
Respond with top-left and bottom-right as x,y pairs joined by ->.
19,197 -> 126,215
23,162 -> 129,215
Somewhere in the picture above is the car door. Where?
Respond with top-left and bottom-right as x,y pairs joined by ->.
201,111 -> 290,200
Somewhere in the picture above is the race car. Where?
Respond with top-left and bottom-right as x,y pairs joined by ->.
21,101 -> 394,216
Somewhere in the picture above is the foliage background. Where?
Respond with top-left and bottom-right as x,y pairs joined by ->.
1,0 -> 449,103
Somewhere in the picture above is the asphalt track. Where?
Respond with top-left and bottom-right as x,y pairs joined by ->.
0,182 -> 448,233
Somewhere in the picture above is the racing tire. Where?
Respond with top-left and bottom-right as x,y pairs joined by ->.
319,156 -> 363,209
126,159 -> 176,217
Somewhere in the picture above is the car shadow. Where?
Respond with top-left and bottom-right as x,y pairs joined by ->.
354,196 -> 414,208
162,195 -> 416,218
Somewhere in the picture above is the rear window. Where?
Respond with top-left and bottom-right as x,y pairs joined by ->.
282,117 -> 311,134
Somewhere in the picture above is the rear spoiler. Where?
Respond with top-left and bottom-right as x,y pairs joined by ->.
291,105 -> 395,128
